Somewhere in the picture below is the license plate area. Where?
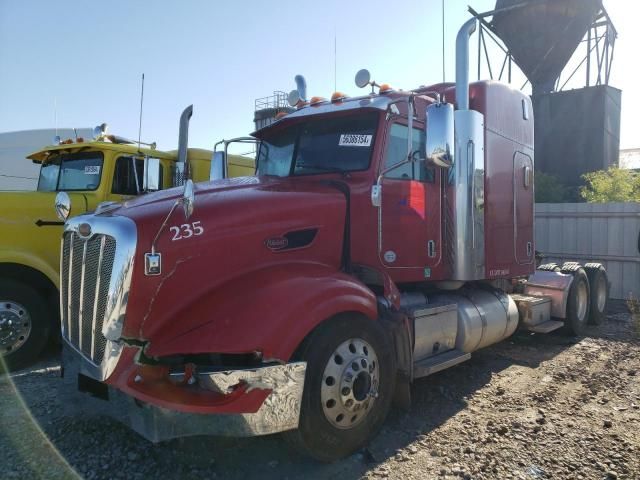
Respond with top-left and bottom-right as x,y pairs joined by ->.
78,373 -> 109,401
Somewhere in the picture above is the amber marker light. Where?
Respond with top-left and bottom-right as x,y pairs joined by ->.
309,96 -> 327,106
331,91 -> 348,103
379,84 -> 394,94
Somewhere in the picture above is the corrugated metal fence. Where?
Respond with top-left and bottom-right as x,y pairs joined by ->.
535,203 -> 640,299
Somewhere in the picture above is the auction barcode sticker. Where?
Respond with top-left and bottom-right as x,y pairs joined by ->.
339,134 -> 372,147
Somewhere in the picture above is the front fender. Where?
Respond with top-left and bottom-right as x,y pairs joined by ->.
0,249 -> 59,288
144,263 -> 378,361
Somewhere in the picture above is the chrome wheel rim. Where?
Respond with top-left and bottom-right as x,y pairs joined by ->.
576,281 -> 588,322
0,301 -> 32,355
596,276 -> 607,312
321,338 -> 379,430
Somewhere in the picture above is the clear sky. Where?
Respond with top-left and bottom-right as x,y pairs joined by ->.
0,0 -> 637,150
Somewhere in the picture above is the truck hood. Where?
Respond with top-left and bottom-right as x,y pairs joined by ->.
0,190 -> 90,224
0,190 -> 94,287
113,176 -> 349,344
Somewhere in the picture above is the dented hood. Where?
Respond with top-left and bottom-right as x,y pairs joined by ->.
113,175 -> 349,345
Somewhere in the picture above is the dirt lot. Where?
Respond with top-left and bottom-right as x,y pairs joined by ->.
1,301 -> 639,480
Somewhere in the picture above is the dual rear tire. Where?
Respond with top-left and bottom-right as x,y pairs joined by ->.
561,262 -> 609,335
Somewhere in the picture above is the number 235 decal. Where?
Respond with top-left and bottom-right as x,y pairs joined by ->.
170,221 -> 204,241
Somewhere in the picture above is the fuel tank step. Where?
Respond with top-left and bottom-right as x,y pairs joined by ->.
527,320 -> 564,333
413,349 -> 471,379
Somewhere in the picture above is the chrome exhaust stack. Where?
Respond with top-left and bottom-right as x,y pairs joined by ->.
455,18 -> 477,112
451,18 -> 486,281
175,105 -> 193,186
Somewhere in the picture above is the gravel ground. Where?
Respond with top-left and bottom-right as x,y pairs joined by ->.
1,301 -> 639,480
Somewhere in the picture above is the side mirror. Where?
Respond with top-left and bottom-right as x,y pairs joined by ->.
425,103 -> 455,168
182,179 -> 195,219
55,191 -> 71,221
210,151 -> 226,181
143,157 -> 161,191
355,69 -> 371,88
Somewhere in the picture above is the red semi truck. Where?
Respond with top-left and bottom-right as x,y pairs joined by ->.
59,19 -> 609,461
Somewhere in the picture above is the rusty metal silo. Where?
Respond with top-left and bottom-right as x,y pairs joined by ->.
491,0 -> 602,94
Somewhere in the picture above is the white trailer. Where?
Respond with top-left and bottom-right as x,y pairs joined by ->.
0,128 -> 92,190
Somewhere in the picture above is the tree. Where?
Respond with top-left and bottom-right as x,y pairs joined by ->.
581,168 -> 640,203
535,172 -> 567,203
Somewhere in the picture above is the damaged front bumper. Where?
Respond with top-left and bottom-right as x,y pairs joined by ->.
61,345 -> 306,442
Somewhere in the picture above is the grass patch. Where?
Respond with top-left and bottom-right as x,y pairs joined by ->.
627,294 -> 640,338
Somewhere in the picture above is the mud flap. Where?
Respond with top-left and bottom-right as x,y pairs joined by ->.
380,310 -> 412,410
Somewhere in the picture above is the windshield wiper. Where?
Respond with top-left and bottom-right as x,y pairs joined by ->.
296,165 -> 347,174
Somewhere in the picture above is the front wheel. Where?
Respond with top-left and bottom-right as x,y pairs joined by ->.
285,315 -> 395,462
0,280 -> 51,371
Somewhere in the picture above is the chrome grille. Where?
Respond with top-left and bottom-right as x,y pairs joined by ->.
61,232 -> 116,365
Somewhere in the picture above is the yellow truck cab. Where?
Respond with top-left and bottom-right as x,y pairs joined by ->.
0,117 -> 255,370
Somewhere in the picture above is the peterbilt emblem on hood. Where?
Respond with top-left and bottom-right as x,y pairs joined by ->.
265,236 -> 288,251
78,223 -> 92,237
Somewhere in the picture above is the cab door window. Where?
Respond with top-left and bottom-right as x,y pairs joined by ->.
383,123 -> 434,182
112,156 -> 163,195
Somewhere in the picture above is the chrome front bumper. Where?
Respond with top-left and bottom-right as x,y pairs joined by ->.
61,346 -> 306,442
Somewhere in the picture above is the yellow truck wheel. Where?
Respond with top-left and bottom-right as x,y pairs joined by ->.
0,279 -> 51,372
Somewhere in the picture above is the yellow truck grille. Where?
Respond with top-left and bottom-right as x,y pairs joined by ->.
61,232 -> 117,365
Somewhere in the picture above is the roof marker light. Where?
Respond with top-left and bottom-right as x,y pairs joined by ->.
331,91 -> 348,103
379,84 -> 394,94
309,96 -> 327,106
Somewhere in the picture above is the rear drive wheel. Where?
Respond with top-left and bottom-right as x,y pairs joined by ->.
285,315 -> 395,461
563,268 -> 590,336
538,263 -> 561,272
0,280 -> 51,371
584,263 -> 609,325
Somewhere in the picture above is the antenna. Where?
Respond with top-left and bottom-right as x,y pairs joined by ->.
137,73 -> 145,152
54,97 -> 58,137
442,0 -> 446,82
334,29 -> 337,91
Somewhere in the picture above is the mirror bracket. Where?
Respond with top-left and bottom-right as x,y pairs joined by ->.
371,184 -> 382,207
147,179 -> 195,272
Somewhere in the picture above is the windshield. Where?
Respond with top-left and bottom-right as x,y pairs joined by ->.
257,112 -> 379,176
37,152 -> 104,192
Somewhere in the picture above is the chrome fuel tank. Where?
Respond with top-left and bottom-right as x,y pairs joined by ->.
431,289 -> 519,353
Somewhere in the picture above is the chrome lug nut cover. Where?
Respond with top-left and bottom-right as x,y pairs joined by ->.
321,338 -> 379,430
0,301 -> 31,354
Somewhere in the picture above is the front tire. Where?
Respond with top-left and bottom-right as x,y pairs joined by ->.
0,279 -> 51,371
285,315 -> 395,462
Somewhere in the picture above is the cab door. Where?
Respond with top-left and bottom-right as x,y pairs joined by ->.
514,151 -> 534,264
107,155 -> 164,203
378,123 -> 441,276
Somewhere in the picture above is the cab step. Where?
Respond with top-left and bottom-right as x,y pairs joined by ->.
413,349 -> 471,379
527,320 -> 564,333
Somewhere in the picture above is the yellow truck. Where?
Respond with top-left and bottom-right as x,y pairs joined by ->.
0,109 -> 254,370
